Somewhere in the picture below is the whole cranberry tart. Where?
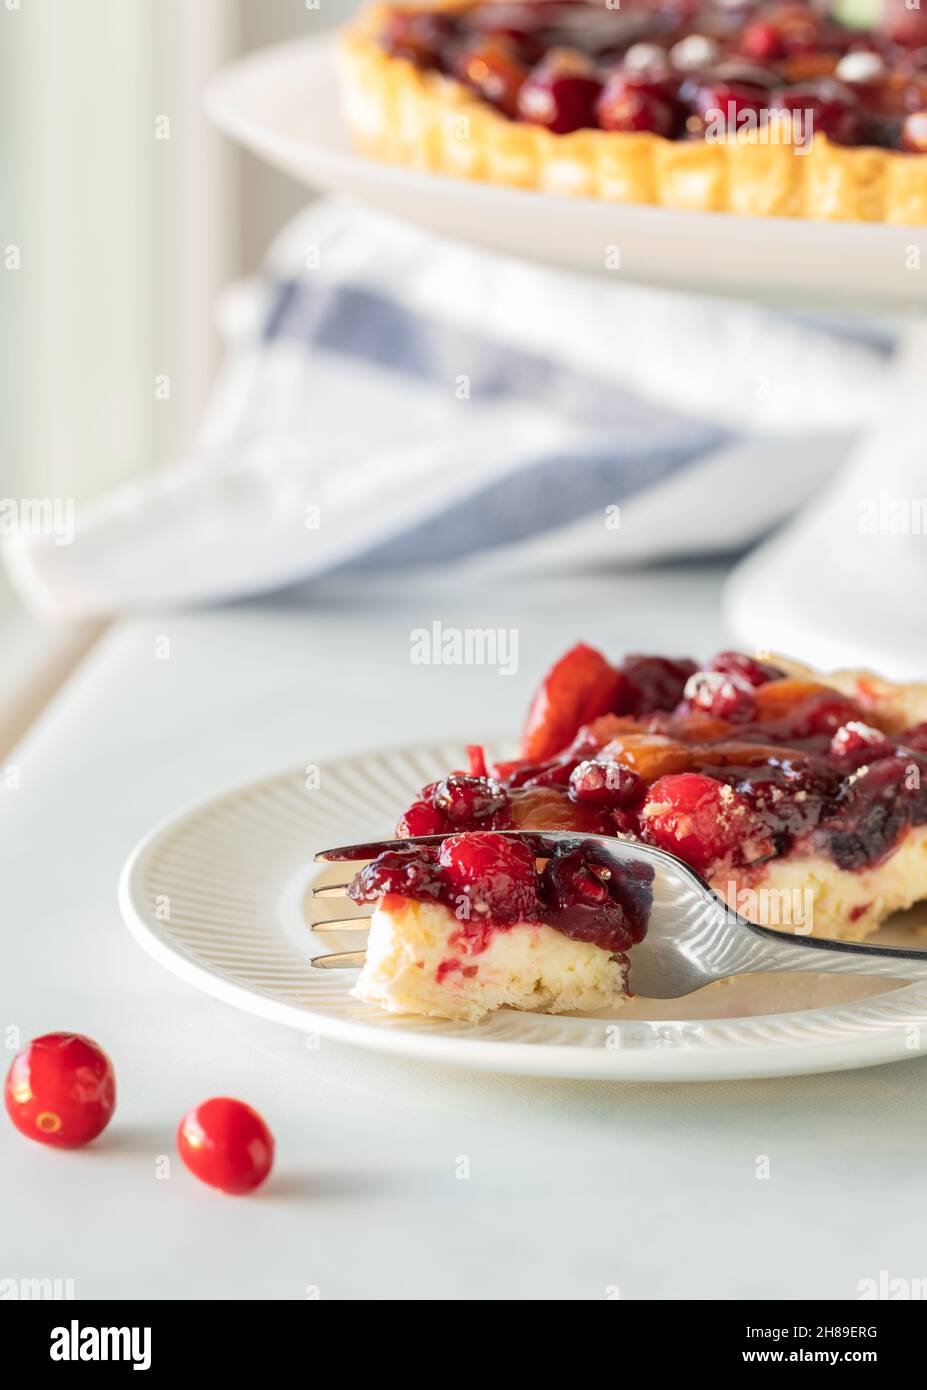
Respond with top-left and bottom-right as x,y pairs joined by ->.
339,0 -> 927,222
347,643 -> 927,1019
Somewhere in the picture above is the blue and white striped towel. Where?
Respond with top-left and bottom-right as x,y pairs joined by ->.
3,198 -> 896,618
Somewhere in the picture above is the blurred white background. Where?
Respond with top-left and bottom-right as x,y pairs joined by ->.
1,0 -> 357,746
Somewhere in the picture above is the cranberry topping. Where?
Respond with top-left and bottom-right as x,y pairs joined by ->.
882,0 -> 927,53
350,847 -> 445,903
522,641 -> 621,762
641,772 -> 771,875
439,831 -> 539,922
453,35 -> 529,117
616,653 -> 699,715
349,832 -> 653,954
597,71 -> 681,135
901,722 -> 927,752
396,798 -> 447,838
381,10 -> 459,68
740,20 -> 784,64
517,48 -> 603,133
819,759 -> 916,870
770,78 -> 862,144
433,773 -> 510,824
393,646 -> 925,877
377,0 -> 923,152
569,758 -> 646,807
684,670 -> 757,722
710,650 -> 784,687
539,847 -> 650,951
829,721 -> 893,766
397,772 -> 513,836
685,72 -> 772,134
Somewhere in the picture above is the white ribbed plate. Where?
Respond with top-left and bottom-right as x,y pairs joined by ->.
119,739 -> 927,1081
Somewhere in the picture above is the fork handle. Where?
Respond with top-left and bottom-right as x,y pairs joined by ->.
738,924 -> 927,982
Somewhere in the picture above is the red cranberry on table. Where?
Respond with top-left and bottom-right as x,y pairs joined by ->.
177,1097 -> 275,1195
517,49 -> 603,134
5,1032 -> 116,1148
597,71 -> 681,136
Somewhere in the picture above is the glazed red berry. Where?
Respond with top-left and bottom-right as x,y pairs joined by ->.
616,654 -> 698,715
597,71 -> 680,136
684,670 -> 756,722
882,0 -> 927,51
710,651 -> 783,688
517,50 -> 602,133
642,772 -> 766,875
830,721 -> 893,764
901,721 -> 927,752
823,759 -> 913,870
177,1097 -> 274,1195
438,832 -> 539,921
349,847 -> 441,902
5,1032 -> 116,1148
771,80 -> 862,145
433,774 -> 509,825
687,73 -> 773,134
740,20 -> 783,63
569,758 -> 646,807
803,691 -> 866,738
396,797 -> 445,837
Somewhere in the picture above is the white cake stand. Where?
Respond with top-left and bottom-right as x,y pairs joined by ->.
207,32 -> 927,676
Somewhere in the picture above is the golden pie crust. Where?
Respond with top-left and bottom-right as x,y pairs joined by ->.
339,2 -> 927,223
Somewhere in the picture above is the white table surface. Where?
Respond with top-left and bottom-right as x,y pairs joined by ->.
3,565 -> 925,1302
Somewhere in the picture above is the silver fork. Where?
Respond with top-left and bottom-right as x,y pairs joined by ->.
310,830 -> 927,1000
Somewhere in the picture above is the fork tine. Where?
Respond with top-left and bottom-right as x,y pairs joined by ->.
310,916 -> 371,932
311,951 -> 366,969
311,882 -> 351,898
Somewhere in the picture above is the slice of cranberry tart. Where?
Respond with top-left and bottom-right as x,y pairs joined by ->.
395,641 -> 927,918
348,831 -> 651,1019
339,0 -> 927,222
